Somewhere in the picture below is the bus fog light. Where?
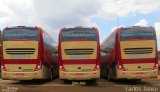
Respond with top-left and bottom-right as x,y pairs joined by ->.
34,72 -> 37,75
93,72 -> 96,74
3,72 -> 6,75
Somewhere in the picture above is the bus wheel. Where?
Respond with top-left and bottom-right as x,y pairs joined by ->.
133,79 -> 141,83
50,73 -> 53,80
107,73 -> 112,81
50,68 -> 54,80
128,79 -> 141,83
107,68 -> 112,81
63,79 -> 70,84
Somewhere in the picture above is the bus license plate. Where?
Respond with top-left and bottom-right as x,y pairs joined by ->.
75,73 -> 84,77
16,73 -> 24,77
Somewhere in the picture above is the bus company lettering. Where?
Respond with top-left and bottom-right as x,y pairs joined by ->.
63,33 -> 96,37
121,33 -> 154,37
5,33 -> 37,37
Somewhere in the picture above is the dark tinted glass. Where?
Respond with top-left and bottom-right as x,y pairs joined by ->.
61,28 -> 97,41
120,27 -> 156,41
3,27 -> 38,41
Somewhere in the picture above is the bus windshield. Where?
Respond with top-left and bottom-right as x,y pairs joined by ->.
61,28 -> 97,41
120,27 -> 156,41
3,27 -> 38,41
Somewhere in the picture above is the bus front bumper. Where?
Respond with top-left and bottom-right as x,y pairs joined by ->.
116,69 -> 158,79
2,70 -> 44,80
59,70 -> 100,80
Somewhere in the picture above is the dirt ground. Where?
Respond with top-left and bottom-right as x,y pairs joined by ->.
0,78 -> 160,92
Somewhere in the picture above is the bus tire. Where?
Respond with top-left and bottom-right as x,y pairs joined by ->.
50,68 -> 54,80
134,79 -> 141,83
107,68 -> 112,81
63,79 -> 70,84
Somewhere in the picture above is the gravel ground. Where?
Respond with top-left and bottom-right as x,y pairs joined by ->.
0,78 -> 160,92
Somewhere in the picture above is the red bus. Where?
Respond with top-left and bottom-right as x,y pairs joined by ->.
158,51 -> 160,79
58,27 -> 100,80
1,26 -> 58,80
100,26 -> 158,81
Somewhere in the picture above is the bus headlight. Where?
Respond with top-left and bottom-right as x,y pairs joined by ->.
1,65 -> 7,71
37,65 -> 41,70
119,65 -> 125,71
119,65 -> 122,69
60,66 -> 65,71
93,65 -> 99,71
153,64 -> 158,70
1,65 -> 3,69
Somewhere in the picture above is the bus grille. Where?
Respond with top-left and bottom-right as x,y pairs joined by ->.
6,48 -> 35,54
64,48 -> 94,55
124,48 -> 153,54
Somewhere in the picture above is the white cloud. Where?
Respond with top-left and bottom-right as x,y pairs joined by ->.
111,25 -> 125,32
155,22 -> 160,37
99,0 -> 160,19
99,25 -> 125,43
134,19 -> 148,26
0,0 -> 160,40
155,22 -> 160,50
33,0 -> 101,30
0,0 -> 36,28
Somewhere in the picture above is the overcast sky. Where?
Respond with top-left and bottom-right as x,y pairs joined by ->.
0,0 -> 160,49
